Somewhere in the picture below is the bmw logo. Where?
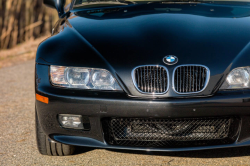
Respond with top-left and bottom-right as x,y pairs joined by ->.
163,55 -> 178,65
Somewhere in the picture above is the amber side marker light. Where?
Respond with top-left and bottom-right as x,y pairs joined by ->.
36,94 -> 49,104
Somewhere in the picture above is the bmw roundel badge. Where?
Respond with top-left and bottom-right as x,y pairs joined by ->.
163,55 -> 178,65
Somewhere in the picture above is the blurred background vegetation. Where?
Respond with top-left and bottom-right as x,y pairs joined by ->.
0,0 -> 71,50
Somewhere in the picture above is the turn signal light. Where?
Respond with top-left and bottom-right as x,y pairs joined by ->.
36,94 -> 49,104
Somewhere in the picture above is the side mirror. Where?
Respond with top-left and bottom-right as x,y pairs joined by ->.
44,0 -> 66,17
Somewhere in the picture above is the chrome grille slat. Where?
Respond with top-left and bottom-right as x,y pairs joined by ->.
189,66 -> 191,92
193,66 -> 194,92
199,67 -> 201,90
144,67 -> 146,92
203,68 -> 205,87
156,66 -> 158,92
196,66 -> 198,92
176,68 -> 178,92
160,68 -> 162,92
163,68 -> 165,92
180,67 -> 182,93
147,66 -> 150,92
132,65 -> 169,94
183,67 -> 185,93
173,65 -> 209,94
140,70 -> 143,88
150,66 -> 152,93
152,66 -> 155,93
138,69 -> 140,89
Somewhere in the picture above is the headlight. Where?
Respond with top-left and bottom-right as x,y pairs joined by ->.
50,66 -> 122,91
220,67 -> 250,90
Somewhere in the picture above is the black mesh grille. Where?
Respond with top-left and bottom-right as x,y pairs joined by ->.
174,65 -> 209,93
103,117 -> 239,148
133,66 -> 168,94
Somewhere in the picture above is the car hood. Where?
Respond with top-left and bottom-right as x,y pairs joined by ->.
37,3 -> 250,97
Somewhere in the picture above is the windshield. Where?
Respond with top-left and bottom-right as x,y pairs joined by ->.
74,0 -> 250,6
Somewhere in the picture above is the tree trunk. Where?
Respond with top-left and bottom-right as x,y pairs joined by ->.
0,0 -> 71,50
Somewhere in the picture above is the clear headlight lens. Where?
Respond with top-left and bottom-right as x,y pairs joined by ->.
220,67 -> 250,90
50,66 -> 68,85
50,66 -> 122,91
66,68 -> 89,86
92,69 -> 115,86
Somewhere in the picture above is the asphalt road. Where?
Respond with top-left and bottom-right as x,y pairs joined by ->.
1,60 -> 250,165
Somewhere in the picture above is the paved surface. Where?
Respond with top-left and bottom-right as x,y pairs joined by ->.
1,60 -> 250,165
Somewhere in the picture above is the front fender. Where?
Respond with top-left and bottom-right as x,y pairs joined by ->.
35,18 -> 129,94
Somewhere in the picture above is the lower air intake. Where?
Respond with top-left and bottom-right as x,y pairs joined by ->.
103,117 -> 239,148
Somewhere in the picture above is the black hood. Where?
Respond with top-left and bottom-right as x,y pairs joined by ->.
69,3 -> 250,69
37,3 -> 250,97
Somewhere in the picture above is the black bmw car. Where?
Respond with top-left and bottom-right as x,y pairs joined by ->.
36,0 -> 250,156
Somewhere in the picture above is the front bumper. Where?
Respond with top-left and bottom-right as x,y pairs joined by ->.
36,64 -> 250,151
52,135 -> 250,152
